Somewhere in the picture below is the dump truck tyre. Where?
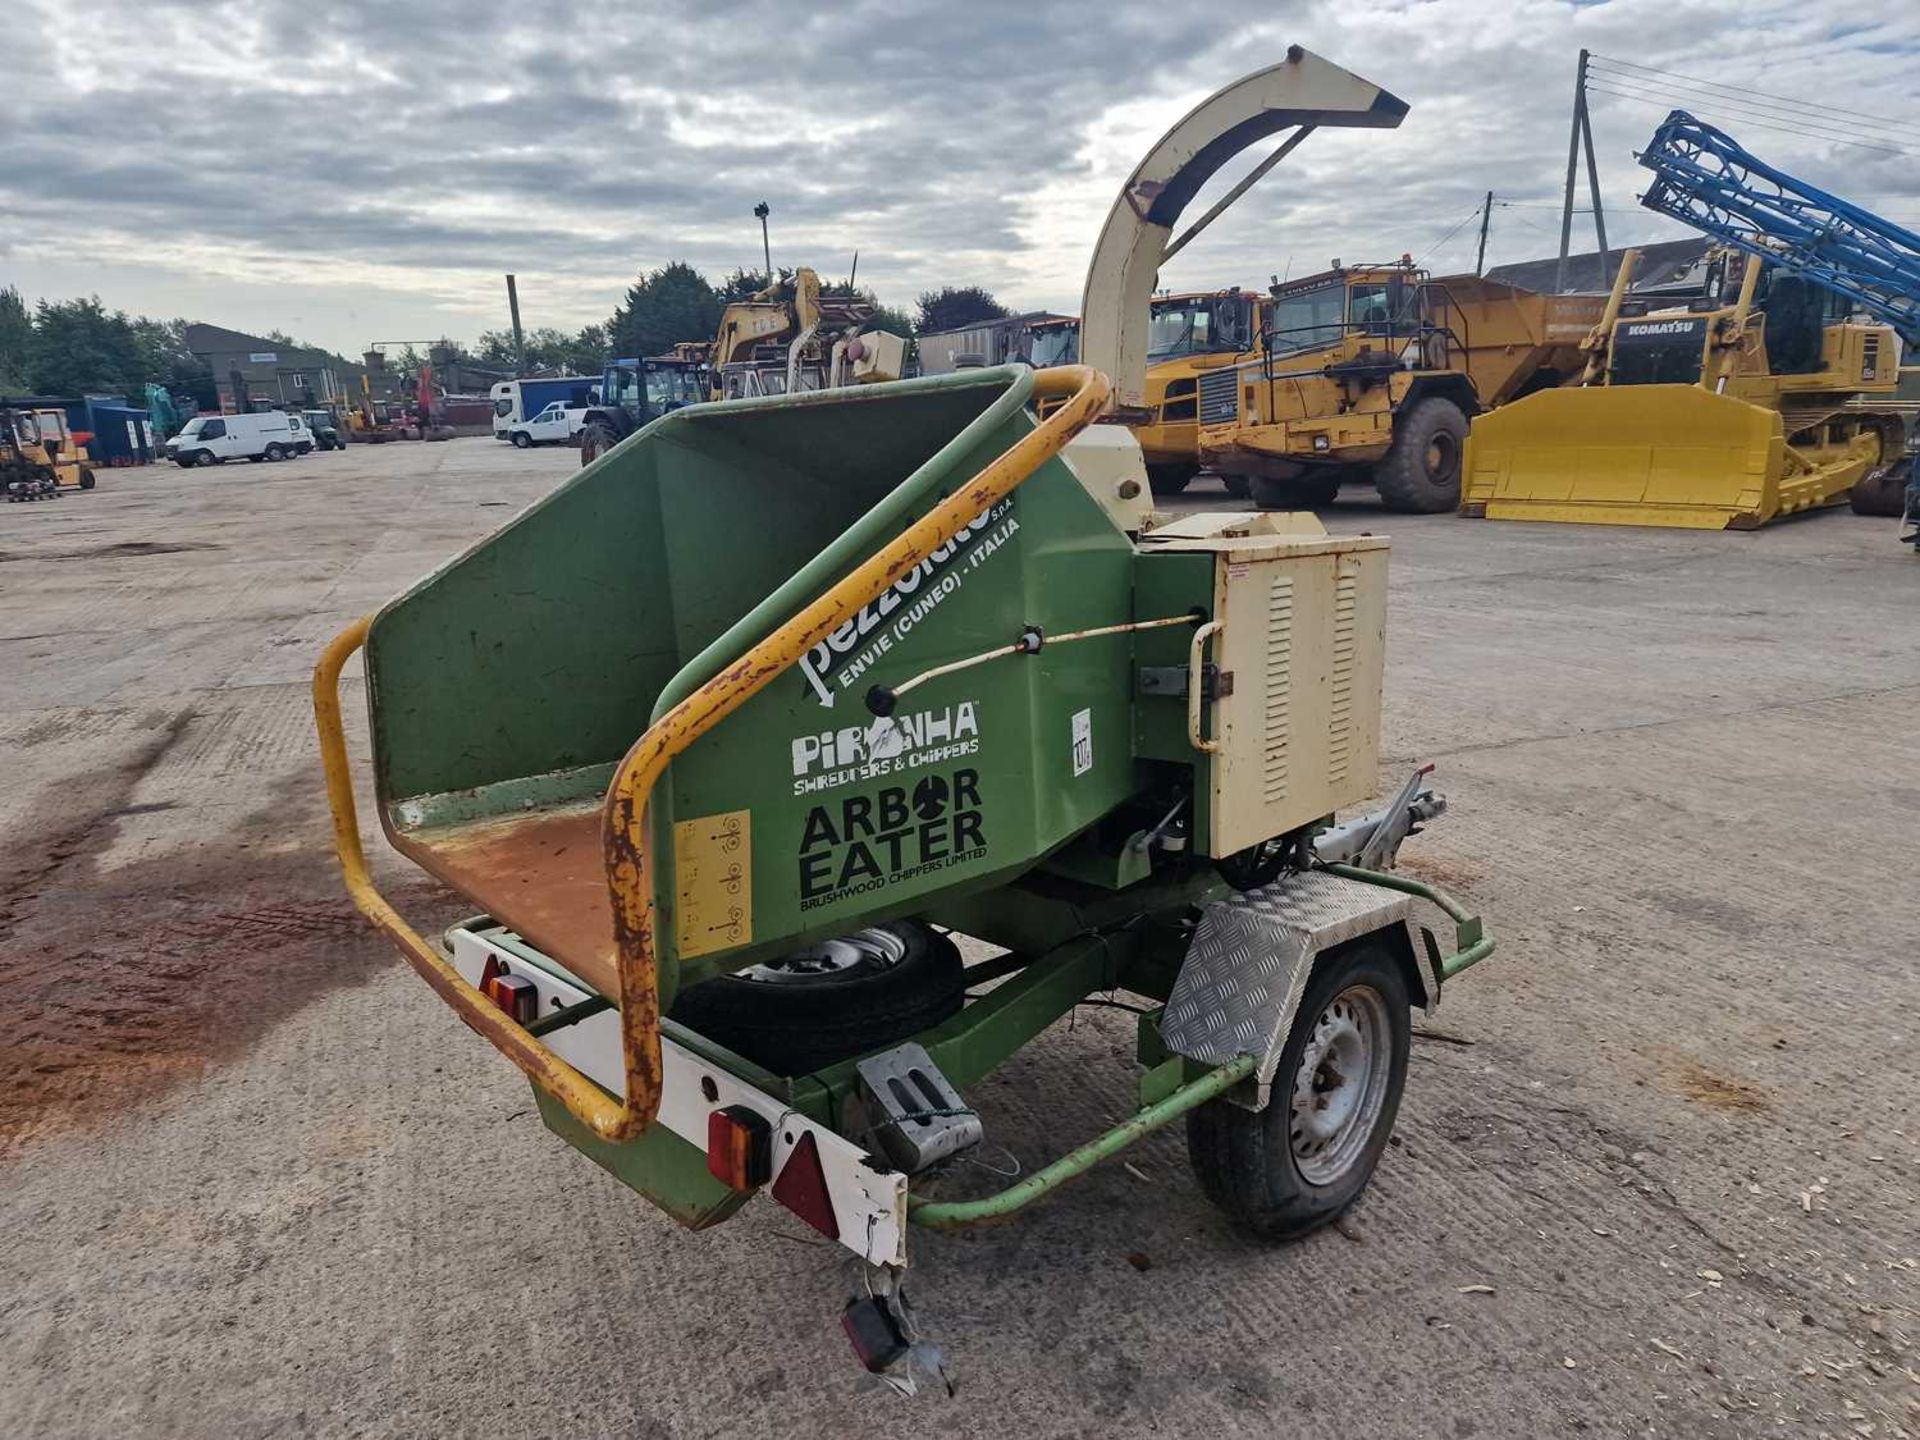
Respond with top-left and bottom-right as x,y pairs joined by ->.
1250,472 -> 1340,510
1148,464 -> 1196,497
1221,474 -> 1251,499
1186,940 -> 1410,1240
668,921 -> 964,1076
1376,397 -> 1467,513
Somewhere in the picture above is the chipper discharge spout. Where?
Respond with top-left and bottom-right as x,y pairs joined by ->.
314,48 -> 1496,1384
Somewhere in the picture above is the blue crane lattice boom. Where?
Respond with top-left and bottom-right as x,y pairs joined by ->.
1637,111 -> 1920,348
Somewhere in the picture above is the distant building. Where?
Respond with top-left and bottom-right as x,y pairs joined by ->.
183,324 -> 355,412
1485,238 -> 1713,296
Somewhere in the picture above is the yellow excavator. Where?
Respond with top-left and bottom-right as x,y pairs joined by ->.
1462,111 -> 1915,529
705,268 -> 906,401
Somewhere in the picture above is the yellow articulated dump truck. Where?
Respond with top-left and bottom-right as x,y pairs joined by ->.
1134,289 -> 1263,497
1461,248 -> 1904,528
1023,293 -> 1265,498
1197,262 -> 1602,511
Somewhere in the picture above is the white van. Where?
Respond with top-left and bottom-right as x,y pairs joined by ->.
167,412 -> 305,467
506,402 -> 586,448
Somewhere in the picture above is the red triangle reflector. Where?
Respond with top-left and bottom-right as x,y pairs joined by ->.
770,1131 -> 839,1240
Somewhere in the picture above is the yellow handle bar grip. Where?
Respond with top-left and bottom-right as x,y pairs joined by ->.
314,365 -> 1112,1143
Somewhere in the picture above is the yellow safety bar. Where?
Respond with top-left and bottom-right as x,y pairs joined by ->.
313,365 -> 1112,1143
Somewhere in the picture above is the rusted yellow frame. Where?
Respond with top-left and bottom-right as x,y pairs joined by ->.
313,365 -> 1112,1142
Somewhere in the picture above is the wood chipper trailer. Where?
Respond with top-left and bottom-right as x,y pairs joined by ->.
315,51 -> 1496,1384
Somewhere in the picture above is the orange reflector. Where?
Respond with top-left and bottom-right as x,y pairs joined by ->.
771,1131 -> 839,1240
706,1105 -> 773,1189
480,969 -> 539,1025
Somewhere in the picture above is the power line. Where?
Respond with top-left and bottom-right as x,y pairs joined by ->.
1414,206 -> 1488,268
1587,53 -> 1910,134
1586,64 -> 1912,145
1584,81 -> 1910,157
1585,83 -> 1909,157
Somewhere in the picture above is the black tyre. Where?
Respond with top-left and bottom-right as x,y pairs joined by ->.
579,421 -> 621,466
511,431 -> 533,449
264,444 -> 286,462
1220,474 -> 1251,500
1187,940 -> 1411,1240
78,468 -> 96,490
1850,451 -> 1908,516
669,921 -> 965,1076
1250,471 -> 1340,510
1376,397 -> 1468,513
1147,464 -> 1196,497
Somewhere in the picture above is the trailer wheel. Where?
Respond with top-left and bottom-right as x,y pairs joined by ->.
1250,472 -> 1340,510
1186,940 -> 1410,1239
668,921 -> 965,1076
1376,397 -> 1467,513
1147,464 -> 1196,497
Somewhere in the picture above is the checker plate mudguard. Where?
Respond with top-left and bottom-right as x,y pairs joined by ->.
1161,870 -> 1413,1105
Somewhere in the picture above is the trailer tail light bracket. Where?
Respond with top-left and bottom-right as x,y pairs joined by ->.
706,1105 -> 773,1190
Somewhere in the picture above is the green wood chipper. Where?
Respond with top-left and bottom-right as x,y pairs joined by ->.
314,50 -> 1495,1383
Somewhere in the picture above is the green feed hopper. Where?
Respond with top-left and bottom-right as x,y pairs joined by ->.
361,368 -> 1153,1003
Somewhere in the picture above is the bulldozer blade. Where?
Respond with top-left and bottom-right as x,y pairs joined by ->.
1460,385 -> 1855,530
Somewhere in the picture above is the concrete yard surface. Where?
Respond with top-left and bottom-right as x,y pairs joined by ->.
1,440 -> 1915,1438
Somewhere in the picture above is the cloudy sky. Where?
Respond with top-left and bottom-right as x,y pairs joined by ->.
5,0 -> 1915,356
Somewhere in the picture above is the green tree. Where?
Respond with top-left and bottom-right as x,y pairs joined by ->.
28,296 -> 146,396
476,323 -> 608,374
130,317 -> 212,393
607,262 -> 723,359
915,285 -> 1010,336
0,286 -> 31,392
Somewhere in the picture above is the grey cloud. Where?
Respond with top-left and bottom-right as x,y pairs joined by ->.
4,0 -> 1915,352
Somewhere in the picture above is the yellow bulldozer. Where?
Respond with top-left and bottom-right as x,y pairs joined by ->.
1197,261 -> 1604,511
1461,246 -> 1904,528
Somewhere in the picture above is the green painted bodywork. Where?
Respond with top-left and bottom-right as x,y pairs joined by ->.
360,368 -> 1211,993
533,1086 -> 752,1230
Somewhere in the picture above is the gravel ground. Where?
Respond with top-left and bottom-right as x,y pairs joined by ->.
1,439 -> 1914,1438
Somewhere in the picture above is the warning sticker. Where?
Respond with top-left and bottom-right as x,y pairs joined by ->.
1071,708 -> 1093,777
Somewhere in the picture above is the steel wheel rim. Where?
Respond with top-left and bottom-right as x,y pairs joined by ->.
1288,982 -> 1392,1185
740,926 -> 908,985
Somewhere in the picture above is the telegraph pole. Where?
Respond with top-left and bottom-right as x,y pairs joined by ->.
1579,97 -> 1612,288
504,274 -> 526,377
1554,49 -> 1590,294
1475,191 -> 1494,276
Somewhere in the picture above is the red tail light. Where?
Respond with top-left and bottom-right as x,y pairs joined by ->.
706,1106 -> 773,1189
771,1131 -> 839,1240
480,967 -> 539,1024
